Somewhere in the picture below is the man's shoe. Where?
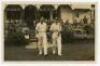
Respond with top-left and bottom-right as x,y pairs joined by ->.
44,54 -> 48,56
58,54 -> 62,56
38,51 -> 42,55
52,50 -> 56,55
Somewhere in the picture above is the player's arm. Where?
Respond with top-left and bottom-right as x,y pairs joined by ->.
50,24 -> 54,31
35,23 -> 39,33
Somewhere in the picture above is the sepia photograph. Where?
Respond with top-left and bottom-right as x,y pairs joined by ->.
3,2 -> 95,61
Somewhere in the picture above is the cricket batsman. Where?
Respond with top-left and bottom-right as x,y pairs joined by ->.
35,18 -> 48,56
50,19 -> 62,56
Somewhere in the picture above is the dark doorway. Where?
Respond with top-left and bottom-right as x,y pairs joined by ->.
24,5 -> 37,29
40,5 -> 54,20
40,11 -> 50,20
5,5 -> 22,20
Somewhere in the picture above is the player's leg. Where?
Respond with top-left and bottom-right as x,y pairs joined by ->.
38,36 -> 43,55
52,38 -> 57,55
43,35 -> 48,55
57,36 -> 62,56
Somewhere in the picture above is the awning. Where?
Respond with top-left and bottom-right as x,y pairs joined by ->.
5,5 -> 22,11
40,5 -> 54,11
58,5 -> 72,10
24,5 -> 37,11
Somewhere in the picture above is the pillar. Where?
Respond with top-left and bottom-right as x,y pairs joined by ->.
50,11 -> 53,20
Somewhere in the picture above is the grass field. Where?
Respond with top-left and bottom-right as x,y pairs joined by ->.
4,39 -> 94,61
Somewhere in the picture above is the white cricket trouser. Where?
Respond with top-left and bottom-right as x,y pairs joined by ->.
57,36 -> 62,55
37,32 -> 48,55
52,32 -> 62,55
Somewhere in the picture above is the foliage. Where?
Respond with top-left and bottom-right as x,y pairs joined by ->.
5,31 -> 29,46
